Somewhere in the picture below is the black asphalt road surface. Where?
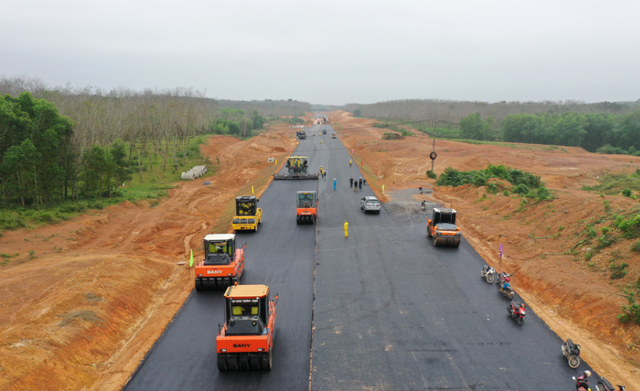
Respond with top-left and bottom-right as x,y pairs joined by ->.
124,120 -> 594,390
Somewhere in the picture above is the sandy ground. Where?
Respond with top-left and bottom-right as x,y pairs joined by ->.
330,110 -> 640,389
0,121 -> 305,391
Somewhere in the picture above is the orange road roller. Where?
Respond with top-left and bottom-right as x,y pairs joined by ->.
195,234 -> 246,291
427,207 -> 462,247
217,285 -> 279,371
296,191 -> 318,225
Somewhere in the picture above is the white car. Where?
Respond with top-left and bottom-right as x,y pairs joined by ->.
360,196 -> 381,214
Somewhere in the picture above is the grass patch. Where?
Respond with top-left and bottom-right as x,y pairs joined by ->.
59,310 -> 100,327
85,292 -> 102,302
582,170 -> 640,195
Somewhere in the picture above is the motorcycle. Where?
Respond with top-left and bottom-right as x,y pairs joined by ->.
496,271 -> 512,286
418,186 -> 423,194
481,265 -> 496,283
421,200 -> 427,211
573,371 -> 591,391
594,376 -> 625,391
498,274 -> 515,299
562,339 -> 582,369
507,301 -> 526,325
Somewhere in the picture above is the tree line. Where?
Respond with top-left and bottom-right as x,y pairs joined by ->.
0,76 -> 286,207
500,111 -> 640,153
346,98 -> 639,129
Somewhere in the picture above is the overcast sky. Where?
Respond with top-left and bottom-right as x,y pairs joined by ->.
1,0 -> 639,105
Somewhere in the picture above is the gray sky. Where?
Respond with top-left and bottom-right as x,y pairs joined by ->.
2,0 -> 639,104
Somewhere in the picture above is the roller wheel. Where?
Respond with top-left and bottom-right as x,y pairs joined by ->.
239,356 -> 250,370
217,279 -> 225,290
250,356 -> 261,370
296,216 -> 300,225
227,356 -> 239,370
517,317 -> 524,325
486,275 -> 495,284
195,278 -> 202,291
217,354 -> 227,371
262,349 -> 272,370
254,223 -> 258,232
568,355 -> 581,369
223,277 -> 231,288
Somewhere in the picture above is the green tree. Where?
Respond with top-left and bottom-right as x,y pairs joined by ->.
460,113 -> 491,140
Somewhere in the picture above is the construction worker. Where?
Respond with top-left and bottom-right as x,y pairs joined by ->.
349,177 -> 354,188
344,220 -> 349,238
359,177 -> 363,190
349,159 -> 352,167
333,178 -> 337,191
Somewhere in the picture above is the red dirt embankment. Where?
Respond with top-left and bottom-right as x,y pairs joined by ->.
330,110 -> 640,389
0,122 -> 303,391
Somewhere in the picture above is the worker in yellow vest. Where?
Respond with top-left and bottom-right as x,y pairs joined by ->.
344,220 -> 349,238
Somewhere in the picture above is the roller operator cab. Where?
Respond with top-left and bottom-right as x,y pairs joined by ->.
195,234 -> 246,291
296,191 -> 318,225
217,285 -> 279,371
232,196 -> 262,232
427,208 -> 462,247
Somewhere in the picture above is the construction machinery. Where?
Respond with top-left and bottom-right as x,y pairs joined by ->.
296,130 -> 306,139
332,132 -> 336,139
296,191 -> 318,224
427,208 -> 462,247
195,234 -> 245,291
322,129 -> 327,135
232,196 -> 262,232
217,284 -> 278,371
273,156 -> 318,180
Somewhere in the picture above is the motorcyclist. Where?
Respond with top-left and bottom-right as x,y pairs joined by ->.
575,370 -> 591,391
502,281 -> 511,292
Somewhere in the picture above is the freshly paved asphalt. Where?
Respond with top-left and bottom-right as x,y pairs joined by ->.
124,120 -> 594,391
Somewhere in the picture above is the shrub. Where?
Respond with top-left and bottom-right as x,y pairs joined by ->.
503,190 -> 510,196
622,188 -> 632,197
618,291 -> 640,325
610,261 -> 628,279
426,170 -> 437,179
513,184 -> 529,195
535,186 -> 551,201
631,241 -> 640,253
487,183 -> 498,194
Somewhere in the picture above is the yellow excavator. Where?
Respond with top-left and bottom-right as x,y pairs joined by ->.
232,196 -> 262,232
